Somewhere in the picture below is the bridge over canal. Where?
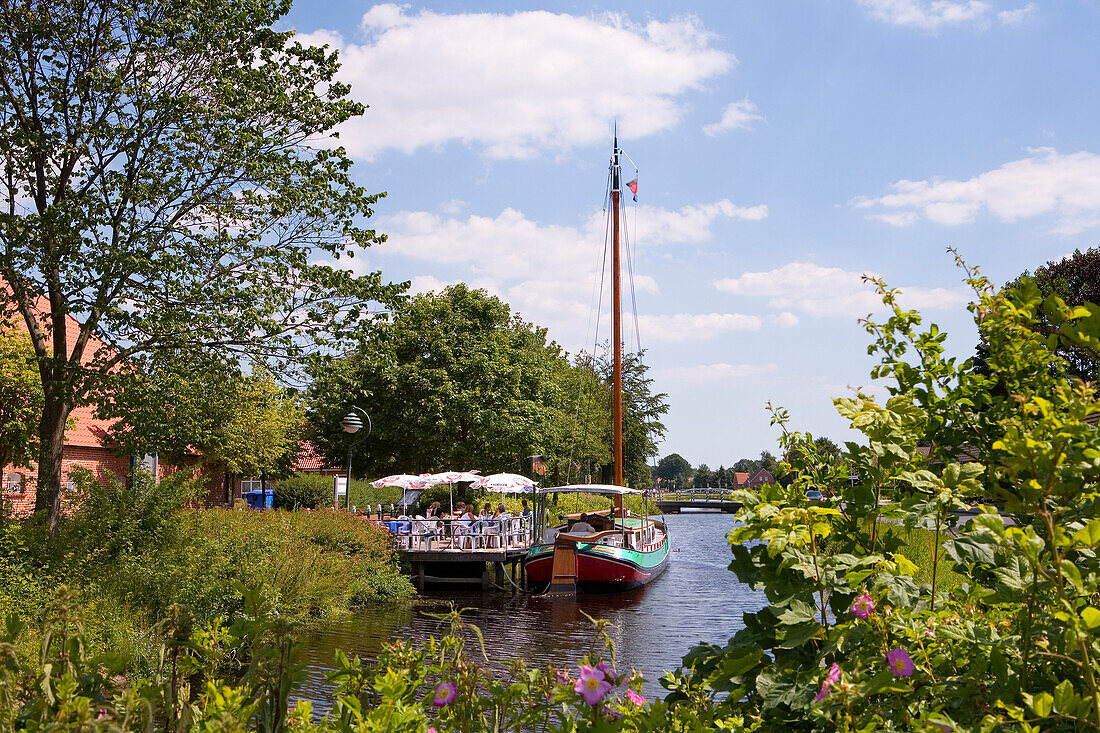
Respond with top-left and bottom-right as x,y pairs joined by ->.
654,496 -> 742,514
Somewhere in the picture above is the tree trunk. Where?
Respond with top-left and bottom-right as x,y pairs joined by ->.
35,396 -> 71,536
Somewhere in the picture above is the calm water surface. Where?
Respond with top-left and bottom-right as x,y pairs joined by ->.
296,512 -> 764,709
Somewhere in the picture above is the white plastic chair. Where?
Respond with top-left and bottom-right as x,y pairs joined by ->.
483,521 -> 504,549
453,522 -> 473,549
413,519 -> 437,551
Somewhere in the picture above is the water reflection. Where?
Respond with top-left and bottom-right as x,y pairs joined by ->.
296,512 -> 765,710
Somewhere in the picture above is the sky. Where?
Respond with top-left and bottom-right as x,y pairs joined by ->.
281,0 -> 1100,468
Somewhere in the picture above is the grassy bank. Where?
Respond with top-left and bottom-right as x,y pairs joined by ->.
0,469 -> 413,675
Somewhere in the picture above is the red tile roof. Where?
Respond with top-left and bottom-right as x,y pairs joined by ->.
293,441 -> 335,471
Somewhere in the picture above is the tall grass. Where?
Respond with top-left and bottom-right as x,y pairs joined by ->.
0,468 -> 413,677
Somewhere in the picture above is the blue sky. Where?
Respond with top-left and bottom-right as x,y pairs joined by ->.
282,0 -> 1100,468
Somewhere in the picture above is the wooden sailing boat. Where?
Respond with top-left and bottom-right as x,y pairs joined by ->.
522,134 -> 670,595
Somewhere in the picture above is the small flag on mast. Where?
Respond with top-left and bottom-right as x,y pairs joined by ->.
625,177 -> 639,202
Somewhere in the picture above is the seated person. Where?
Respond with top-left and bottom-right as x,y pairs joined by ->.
569,513 -> 596,535
493,503 -> 509,520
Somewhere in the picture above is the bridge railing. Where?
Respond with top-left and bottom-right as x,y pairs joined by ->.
654,489 -> 738,502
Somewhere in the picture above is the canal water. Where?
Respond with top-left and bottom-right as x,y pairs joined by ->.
296,512 -> 764,710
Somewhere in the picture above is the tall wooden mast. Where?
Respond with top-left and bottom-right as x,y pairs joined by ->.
611,133 -> 623,487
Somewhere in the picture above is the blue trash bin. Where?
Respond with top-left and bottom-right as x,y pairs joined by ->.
244,489 -> 274,510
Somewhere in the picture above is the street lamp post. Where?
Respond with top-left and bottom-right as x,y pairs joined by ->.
340,407 -> 372,511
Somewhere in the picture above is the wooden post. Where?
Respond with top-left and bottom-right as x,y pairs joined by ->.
416,562 -> 425,591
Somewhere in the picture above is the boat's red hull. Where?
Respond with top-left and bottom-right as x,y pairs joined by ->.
524,545 -> 667,592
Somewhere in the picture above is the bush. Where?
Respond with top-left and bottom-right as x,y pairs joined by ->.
110,508 -> 414,624
274,473 -> 333,510
660,262 -> 1100,731
347,478 -> 403,511
0,591 -> 668,733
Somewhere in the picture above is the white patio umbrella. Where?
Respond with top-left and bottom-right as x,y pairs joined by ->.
370,474 -> 431,514
474,472 -> 536,494
422,470 -> 482,514
370,474 -> 429,489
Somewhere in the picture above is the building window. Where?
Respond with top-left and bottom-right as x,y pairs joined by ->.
5,473 -> 23,494
241,478 -> 262,493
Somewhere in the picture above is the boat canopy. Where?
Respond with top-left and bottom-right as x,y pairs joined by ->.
536,483 -> 642,495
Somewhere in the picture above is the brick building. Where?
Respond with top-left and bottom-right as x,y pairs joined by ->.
2,303 -> 157,515
4,297 -> 343,514
746,468 -> 777,487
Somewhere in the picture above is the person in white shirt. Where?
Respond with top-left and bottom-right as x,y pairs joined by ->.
570,513 -> 596,535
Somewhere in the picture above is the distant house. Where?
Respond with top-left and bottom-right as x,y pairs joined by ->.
1,299 -> 259,513
1,304 -> 225,515
746,468 -> 776,488
731,471 -> 750,488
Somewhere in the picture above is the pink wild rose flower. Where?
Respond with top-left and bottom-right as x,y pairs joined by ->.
432,681 -> 457,707
886,648 -> 915,677
626,689 -> 646,706
813,663 -> 842,702
575,665 -> 613,705
851,594 -> 875,619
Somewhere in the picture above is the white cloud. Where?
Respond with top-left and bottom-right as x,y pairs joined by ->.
440,199 -> 467,215
703,97 -> 763,136
856,0 -> 1033,29
867,211 -> 920,227
768,311 -> 800,328
298,6 -> 734,160
635,200 -> 768,243
637,313 -> 763,342
654,362 -> 778,382
997,3 -> 1035,24
715,262 -> 969,317
406,275 -> 503,299
354,199 -> 765,347
376,199 -> 765,283
853,148 -> 1100,234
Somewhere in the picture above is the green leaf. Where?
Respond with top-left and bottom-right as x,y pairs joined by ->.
1073,519 -> 1100,547
1052,679 -> 1078,716
891,552 -> 919,576
1025,691 -> 1053,719
1082,606 -> 1100,630
777,600 -> 819,625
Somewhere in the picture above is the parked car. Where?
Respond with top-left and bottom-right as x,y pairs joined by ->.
805,490 -> 824,501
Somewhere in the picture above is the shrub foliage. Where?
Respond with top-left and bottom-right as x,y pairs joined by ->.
661,257 -> 1100,731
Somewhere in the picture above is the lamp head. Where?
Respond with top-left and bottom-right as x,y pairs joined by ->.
341,413 -> 364,434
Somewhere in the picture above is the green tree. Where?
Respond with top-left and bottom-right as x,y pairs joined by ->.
307,285 -> 563,479
975,247 -> 1100,383
666,262 -> 1100,730
654,452 -> 692,489
812,435 -> 842,465
0,0 -> 401,533
101,350 -> 241,465
204,370 -> 305,499
547,352 -> 612,485
595,350 -> 668,488
0,319 -> 41,469
732,457 -> 759,473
